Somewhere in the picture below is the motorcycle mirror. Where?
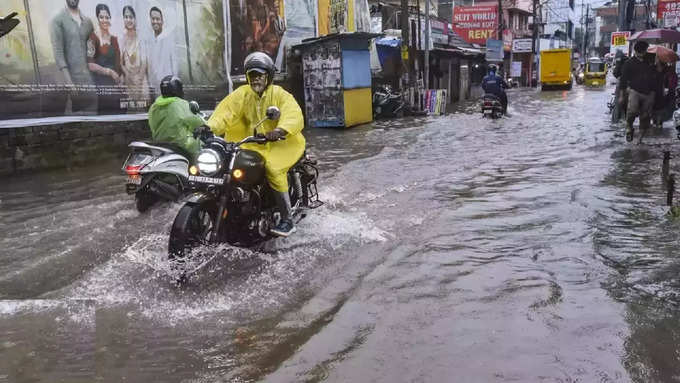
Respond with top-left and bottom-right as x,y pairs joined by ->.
265,106 -> 281,120
189,101 -> 201,114
0,12 -> 20,39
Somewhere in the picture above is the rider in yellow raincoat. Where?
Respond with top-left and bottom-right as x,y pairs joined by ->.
207,52 -> 305,237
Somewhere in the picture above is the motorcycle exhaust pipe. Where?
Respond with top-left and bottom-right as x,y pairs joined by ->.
148,179 -> 181,201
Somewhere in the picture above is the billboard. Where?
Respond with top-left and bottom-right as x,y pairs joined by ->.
0,0 -> 227,119
512,38 -> 532,53
658,0 -> 680,28
452,5 -> 498,45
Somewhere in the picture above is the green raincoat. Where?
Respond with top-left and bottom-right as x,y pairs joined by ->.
148,96 -> 203,159
207,84 -> 305,192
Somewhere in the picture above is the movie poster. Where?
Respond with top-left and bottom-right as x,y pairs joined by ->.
0,0 -> 226,120
228,0 -> 286,75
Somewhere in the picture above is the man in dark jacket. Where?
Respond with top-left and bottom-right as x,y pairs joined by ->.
482,64 -> 509,114
620,41 -> 657,143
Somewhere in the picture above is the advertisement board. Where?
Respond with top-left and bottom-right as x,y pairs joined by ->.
452,5 -> 498,45
609,31 -> 630,55
512,38 -> 532,53
485,39 -> 503,62
1,0 -> 227,119
658,0 -> 680,28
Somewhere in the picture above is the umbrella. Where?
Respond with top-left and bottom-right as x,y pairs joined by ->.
647,44 -> 680,63
630,29 -> 680,44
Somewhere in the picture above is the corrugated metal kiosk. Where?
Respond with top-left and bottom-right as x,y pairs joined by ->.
295,32 -> 380,128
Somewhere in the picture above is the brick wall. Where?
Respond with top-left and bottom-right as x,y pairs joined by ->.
0,120 -> 151,176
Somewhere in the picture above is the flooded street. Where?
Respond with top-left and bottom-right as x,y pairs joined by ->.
4,84 -> 680,382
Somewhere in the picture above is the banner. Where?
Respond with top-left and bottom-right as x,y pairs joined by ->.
1,0 -> 227,120
658,0 -> 680,28
485,38 -> 503,62
317,0 -> 371,36
452,5 -> 498,45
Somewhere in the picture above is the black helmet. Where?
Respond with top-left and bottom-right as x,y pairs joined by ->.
244,51 -> 275,80
488,64 -> 498,73
160,75 -> 184,98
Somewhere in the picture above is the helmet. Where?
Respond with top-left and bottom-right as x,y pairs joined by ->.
160,75 -> 184,98
488,64 -> 498,73
244,51 -> 275,80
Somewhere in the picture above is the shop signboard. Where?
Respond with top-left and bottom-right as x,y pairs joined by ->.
658,0 -> 680,28
485,38 -> 503,62
512,38 -> 533,53
452,5 -> 498,45
609,31 -> 630,55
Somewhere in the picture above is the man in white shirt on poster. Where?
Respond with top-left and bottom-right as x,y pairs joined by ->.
146,6 -> 177,96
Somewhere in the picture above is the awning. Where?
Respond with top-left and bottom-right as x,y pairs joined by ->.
629,29 -> 680,44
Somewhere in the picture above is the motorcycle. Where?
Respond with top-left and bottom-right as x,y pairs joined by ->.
481,94 -> 504,119
121,101 -> 205,212
167,106 -> 322,268
373,84 -> 405,119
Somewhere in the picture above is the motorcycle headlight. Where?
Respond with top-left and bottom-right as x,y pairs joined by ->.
197,149 -> 222,176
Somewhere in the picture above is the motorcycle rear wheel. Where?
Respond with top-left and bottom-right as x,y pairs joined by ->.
168,202 -> 216,262
135,190 -> 155,213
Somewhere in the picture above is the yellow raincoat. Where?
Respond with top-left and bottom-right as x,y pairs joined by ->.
207,84 -> 305,192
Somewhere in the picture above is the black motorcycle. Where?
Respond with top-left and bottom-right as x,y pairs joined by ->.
481,94 -> 504,119
168,106 -> 322,267
373,84 -> 405,119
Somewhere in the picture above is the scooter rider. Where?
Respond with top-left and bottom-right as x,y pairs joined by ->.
482,64 -> 509,114
206,52 -> 305,237
148,75 -> 203,159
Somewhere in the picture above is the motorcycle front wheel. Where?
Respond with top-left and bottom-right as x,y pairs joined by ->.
168,202 -> 216,261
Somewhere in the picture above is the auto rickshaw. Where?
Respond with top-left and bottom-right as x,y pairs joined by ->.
584,57 -> 606,87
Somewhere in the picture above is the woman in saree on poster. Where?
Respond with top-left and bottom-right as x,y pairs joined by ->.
121,5 -> 149,109
87,3 -> 123,113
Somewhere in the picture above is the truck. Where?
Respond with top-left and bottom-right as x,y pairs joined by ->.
540,48 -> 573,90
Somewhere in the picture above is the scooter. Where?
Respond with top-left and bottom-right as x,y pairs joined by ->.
373,85 -> 405,119
121,101 -> 204,212
481,94 -> 504,119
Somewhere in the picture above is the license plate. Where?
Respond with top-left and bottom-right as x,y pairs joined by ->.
483,110 -> 492,114
126,175 -> 141,185
189,175 -> 224,185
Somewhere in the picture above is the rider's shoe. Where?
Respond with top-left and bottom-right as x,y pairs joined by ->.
271,219 -> 296,237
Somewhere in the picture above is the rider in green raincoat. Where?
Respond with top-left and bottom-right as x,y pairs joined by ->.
148,76 -> 203,159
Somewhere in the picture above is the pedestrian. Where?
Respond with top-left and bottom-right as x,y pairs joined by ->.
653,58 -> 678,129
620,40 -> 657,144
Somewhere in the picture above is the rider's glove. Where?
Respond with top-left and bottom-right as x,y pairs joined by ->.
193,124 -> 212,139
265,128 -> 287,141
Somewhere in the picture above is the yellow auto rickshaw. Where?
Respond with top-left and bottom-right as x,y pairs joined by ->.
584,57 -> 607,87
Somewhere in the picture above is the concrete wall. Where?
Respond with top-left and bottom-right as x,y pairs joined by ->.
0,120 -> 150,176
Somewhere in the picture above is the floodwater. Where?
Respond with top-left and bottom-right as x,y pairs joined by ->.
3,84 -> 680,382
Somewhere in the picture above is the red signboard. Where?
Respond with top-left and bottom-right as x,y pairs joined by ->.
658,0 -> 680,28
452,5 -> 498,45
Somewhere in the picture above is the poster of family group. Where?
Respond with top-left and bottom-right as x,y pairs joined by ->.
0,0 -> 371,119
0,0 -> 227,118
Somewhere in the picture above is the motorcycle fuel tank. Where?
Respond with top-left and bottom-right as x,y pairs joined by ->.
232,149 -> 265,186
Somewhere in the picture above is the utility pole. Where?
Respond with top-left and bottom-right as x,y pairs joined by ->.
583,4 -> 590,60
498,0 -> 503,40
531,0 -> 538,87
401,0 -> 413,103
580,0 -> 585,56
425,0 -> 430,91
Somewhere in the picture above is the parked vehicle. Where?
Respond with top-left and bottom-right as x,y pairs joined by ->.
373,84 -> 405,119
540,48 -> 573,90
481,94 -> 504,119
168,106 -> 322,280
